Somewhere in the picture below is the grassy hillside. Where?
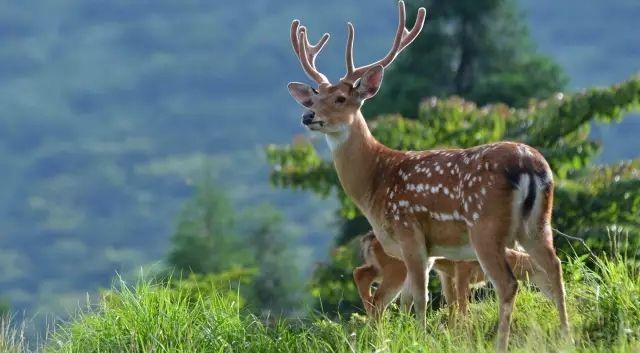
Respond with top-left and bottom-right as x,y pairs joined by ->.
1,248 -> 635,352
0,0 -> 637,328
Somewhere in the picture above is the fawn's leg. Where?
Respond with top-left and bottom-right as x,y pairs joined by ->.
454,262 -> 474,316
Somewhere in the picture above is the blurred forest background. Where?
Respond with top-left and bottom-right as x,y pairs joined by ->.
0,0 -> 638,331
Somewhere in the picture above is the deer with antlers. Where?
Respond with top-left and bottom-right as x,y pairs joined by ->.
287,2 -> 569,351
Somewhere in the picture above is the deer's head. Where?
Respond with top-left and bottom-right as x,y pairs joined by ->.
287,1 -> 426,134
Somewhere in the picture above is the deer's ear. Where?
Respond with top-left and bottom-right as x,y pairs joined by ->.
287,82 -> 315,108
356,65 -> 384,100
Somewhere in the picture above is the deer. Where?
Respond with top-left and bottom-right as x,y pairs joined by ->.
287,2 -> 569,351
353,230 -> 554,320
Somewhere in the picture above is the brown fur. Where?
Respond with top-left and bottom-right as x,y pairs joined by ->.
354,231 -> 554,318
288,3 -> 569,351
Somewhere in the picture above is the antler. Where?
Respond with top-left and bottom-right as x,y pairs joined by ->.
290,20 -> 331,85
341,1 -> 426,85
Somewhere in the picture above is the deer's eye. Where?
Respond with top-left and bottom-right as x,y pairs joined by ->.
335,96 -> 346,104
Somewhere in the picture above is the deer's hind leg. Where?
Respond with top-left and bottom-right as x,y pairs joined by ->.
519,224 -> 569,336
469,221 -> 518,353
518,183 -> 570,337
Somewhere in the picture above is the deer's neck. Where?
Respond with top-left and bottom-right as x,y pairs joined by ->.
327,112 -> 385,212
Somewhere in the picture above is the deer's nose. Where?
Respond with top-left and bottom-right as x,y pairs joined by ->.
302,111 -> 315,125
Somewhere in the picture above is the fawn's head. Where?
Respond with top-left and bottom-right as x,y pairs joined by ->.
288,1 -> 426,134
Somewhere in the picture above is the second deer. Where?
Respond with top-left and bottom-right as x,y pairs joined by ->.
353,230 -> 554,319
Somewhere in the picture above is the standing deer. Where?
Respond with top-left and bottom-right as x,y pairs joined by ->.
287,2 -> 569,351
353,231 -> 554,320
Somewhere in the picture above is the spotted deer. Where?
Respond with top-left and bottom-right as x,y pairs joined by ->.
287,2 -> 569,351
353,231 -> 554,319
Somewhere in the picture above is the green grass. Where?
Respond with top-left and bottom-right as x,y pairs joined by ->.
5,252 -> 640,353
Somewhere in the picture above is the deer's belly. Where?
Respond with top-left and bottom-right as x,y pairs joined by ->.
370,225 -> 403,259
429,244 -> 477,261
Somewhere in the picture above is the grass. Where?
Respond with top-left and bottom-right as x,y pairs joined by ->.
3,252 -> 639,352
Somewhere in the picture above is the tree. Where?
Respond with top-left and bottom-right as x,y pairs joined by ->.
241,205 -> 303,315
365,0 -> 567,119
166,174 -> 305,315
167,175 -> 245,274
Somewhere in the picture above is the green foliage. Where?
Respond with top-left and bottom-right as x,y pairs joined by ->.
240,204 -> 305,314
38,251 -> 640,353
166,174 -> 305,315
167,176 -> 244,274
365,0 -> 567,119
167,269 -> 257,308
308,241 -> 361,318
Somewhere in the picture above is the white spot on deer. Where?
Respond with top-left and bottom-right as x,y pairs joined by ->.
446,162 -> 452,167
416,184 -> 425,192
398,200 -> 409,208
481,187 -> 486,195
439,213 -> 454,221
443,187 -> 449,195
485,162 -> 490,170
389,191 -> 395,198
472,212 -> 480,221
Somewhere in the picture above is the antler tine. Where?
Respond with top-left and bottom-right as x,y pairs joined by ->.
290,20 -> 302,58
341,1 -> 427,84
290,20 -> 331,85
345,22 -> 355,75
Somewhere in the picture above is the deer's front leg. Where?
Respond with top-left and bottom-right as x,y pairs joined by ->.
398,226 -> 432,328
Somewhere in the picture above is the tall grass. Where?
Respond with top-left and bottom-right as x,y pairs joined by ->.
0,243 -> 636,352
0,317 -> 28,353
31,250 -> 638,353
